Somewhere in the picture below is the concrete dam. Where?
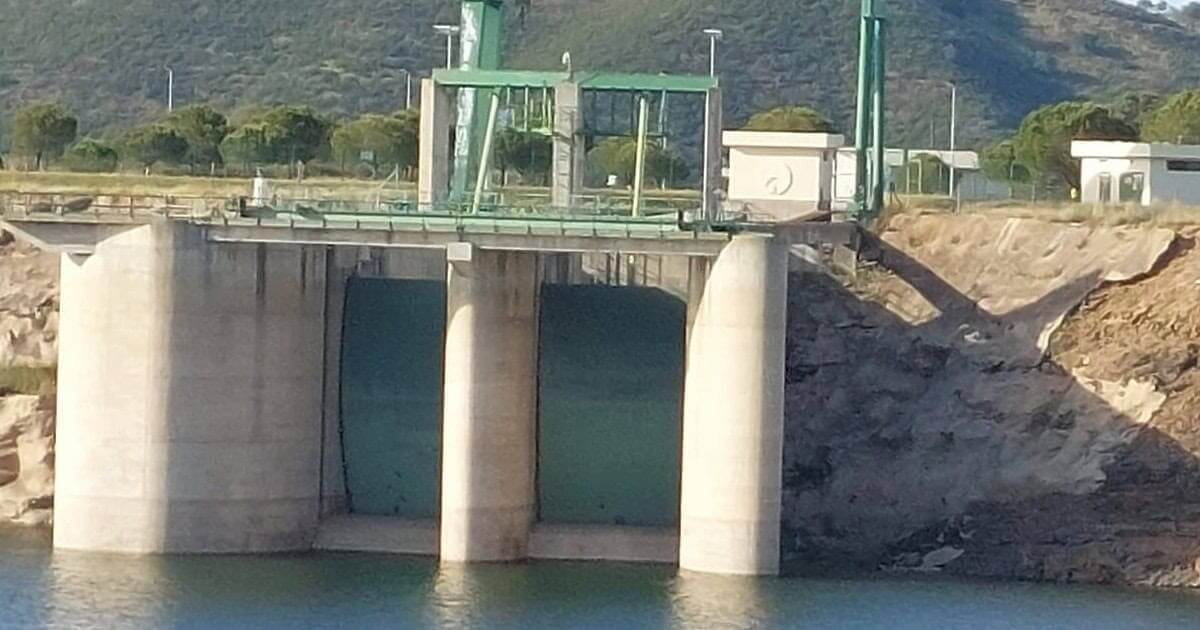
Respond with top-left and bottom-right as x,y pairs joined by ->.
6,211 -> 819,577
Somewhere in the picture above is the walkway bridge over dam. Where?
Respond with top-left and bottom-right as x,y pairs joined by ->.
2,193 -> 858,577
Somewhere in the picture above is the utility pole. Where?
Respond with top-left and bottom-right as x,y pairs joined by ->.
852,0 -> 886,221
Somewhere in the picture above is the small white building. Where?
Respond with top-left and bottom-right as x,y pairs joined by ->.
722,131 -> 844,222
1072,141 -> 1200,206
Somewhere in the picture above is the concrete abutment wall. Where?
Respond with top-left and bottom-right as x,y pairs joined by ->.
55,221 -> 326,553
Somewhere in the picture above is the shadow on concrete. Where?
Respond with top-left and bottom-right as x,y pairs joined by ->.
782,235 -> 1200,586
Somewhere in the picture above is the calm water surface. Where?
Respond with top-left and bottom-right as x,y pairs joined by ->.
4,528 -> 1200,629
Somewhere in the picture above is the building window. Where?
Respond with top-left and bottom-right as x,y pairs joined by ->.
1166,160 -> 1200,172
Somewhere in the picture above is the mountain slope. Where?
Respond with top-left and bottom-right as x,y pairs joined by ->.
0,0 -> 1197,147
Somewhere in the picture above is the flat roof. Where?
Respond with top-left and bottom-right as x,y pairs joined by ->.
723,131 -> 845,150
834,148 -> 980,170
1071,141 -> 1200,160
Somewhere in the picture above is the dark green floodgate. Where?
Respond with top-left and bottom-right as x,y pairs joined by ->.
339,277 -> 445,518
537,285 -> 686,527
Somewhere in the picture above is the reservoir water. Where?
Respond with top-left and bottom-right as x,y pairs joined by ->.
4,528 -> 1200,629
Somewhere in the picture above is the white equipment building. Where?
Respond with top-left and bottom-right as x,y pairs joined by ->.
1072,141 -> 1200,206
722,131 -> 984,221
722,131 -> 844,222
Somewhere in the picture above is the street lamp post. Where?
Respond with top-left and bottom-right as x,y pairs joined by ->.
701,28 -> 723,223
907,78 -> 958,199
434,25 -> 461,69
948,81 -> 958,204
398,69 -> 413,109
165,66 -> 175,112
702,28 -> 723,78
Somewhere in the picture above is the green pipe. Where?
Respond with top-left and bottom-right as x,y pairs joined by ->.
870,17 -> 886,217
472,92 -> 502,213
852,0 -> 875,221
632,97 -> 650,217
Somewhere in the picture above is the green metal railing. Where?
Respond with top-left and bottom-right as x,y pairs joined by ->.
0,190 -> 755,242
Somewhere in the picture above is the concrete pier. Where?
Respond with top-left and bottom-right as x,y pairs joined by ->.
679,235 -> 788,576
54,222 -> 326,553
440,248 -> 539,562
419,79 -> 453,206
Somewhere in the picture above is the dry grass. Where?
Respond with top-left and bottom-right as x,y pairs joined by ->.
0,366 -> 56,396
886,198 -> 1200,229
0,171 -> 414,202
0,172 -> 700,210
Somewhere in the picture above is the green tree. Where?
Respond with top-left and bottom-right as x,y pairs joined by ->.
1141,89 -> 1200,144
587,137 -> 689,188
1108,91 -> 1162,130
894,154 -> 962,195
330,111 -> 419,176
164,104 -> 230,169
1012,101 -> 1136,189
981,139 -> 1030,183
62,139 -> 118,173
258,105 -> 332,164
495,129 -> 551,185
123,125 -> 188,170
220,123 -> 273,169
743,106 -> 837,133
11,103 -> 77,170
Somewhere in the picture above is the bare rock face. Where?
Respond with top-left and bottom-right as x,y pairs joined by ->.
0,237 -> 58,527
783,213 -> 1198,586
0,238 -> 58,368
0,394 -> 54,526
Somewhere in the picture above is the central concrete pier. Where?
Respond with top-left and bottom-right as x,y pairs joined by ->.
441,249 -> 538,562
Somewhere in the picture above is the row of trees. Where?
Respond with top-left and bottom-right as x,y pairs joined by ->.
982,89 -> 1200,191
6,99 -> 837,185
5,102 -> 420,177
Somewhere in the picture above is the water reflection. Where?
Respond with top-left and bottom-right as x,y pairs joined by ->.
430,563 -> 484,627
3,530 -> 1200,629
44,551 -> 174,628
670,570 -> 769,629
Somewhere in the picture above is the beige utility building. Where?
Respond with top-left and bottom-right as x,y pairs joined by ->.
723,131 -> 844,222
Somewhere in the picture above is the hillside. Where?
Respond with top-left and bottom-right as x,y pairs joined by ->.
0,0 -> 1198,148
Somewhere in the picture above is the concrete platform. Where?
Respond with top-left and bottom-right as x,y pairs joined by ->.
528,524 -> 679,564
314,515 -> 438,555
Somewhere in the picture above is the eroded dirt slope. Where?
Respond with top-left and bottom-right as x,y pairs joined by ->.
783,214 -> 1200,586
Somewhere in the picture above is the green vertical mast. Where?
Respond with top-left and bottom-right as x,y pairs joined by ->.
451,0 -> 506,200
852,0 -> 886,222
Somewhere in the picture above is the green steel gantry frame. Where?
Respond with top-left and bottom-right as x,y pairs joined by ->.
853,0 -> 887,222
451,1 -> 507,197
